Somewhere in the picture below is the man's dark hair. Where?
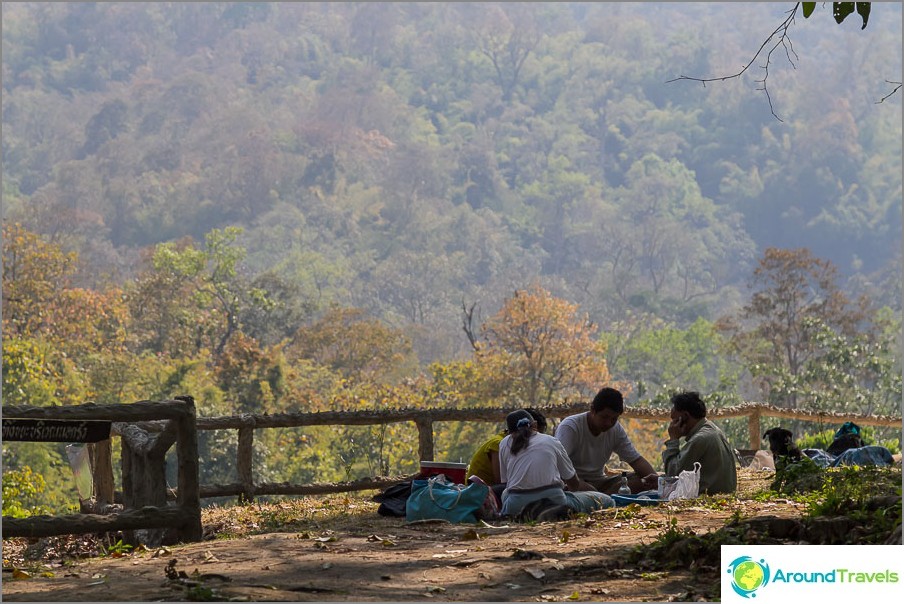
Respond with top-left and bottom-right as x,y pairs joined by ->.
670,391 -> 707,419
525,408 -> 547,433
591,387 -> 624,414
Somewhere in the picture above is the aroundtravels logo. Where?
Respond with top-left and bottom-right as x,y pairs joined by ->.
723,545 -> 903,601
727,556 -> 771,598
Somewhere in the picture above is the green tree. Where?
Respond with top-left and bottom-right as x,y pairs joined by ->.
214,332 -> 285,414
603,315 -> 742,406
126,237 -> 212,358
128,227 -> 272,360
470,3 -> 543,104
769,309 -> 901,417
2,466 -> 53,518
591,154 -> 755,322
1,222 -> 77,336
718,247 -> 871,408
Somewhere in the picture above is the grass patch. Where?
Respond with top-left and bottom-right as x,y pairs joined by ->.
620,463 -> 902,602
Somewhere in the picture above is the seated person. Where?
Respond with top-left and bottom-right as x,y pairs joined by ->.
467,408 -> 546,500
555,387 -> 658,494
661,391 -> 737,495
498,409 -> 611,519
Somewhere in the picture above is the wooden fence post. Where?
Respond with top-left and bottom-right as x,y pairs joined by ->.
119,421 -> 177,546
415,419 -> 434,462
174,395 -> 202,543
748,407 -> 761,450
92,439 -> 115,507
237,415 -> 255,503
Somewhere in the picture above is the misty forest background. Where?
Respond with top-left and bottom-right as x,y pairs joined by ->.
1,2 -> 902,514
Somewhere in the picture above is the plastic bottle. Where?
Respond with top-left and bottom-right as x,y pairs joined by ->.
618,471 -> 631,495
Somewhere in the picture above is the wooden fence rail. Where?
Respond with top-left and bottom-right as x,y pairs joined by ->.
3,399 -> 899,538
130,401 -> 902,502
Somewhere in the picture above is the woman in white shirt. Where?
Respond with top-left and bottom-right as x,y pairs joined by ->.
498,409 -> 613,518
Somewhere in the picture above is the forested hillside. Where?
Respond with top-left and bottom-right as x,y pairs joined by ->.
2,2 -> 901,513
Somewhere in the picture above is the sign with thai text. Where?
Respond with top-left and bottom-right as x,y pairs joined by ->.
2,419 -> 112,443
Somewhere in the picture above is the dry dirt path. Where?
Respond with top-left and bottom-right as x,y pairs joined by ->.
3,470 -> 799,602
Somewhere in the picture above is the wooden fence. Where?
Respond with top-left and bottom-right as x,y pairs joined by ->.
2,398 -> 202,543
153,401 -> 901,502
2,399 -> 899,542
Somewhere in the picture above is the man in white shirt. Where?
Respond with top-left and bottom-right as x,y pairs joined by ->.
555,387 -> 659,494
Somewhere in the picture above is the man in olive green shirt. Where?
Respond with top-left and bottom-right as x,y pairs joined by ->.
661,391 -> 737,495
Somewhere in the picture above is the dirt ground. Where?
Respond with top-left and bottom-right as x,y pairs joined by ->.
0,470 -> 810,602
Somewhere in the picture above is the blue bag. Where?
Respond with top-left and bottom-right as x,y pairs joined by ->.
405,476 -> 488,523
830,445 -> 894,468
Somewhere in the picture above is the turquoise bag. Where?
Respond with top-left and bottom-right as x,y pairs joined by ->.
405,476 -> 488,523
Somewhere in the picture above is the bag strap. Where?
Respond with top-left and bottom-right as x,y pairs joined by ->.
427,475 -> 463,510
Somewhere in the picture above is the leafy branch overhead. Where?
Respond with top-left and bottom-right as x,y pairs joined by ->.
807,2 -> 871,29
669,2 -> 900,121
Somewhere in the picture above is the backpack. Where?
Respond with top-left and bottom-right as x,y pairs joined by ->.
827,422 -> 863,457
372,481 -> 412,517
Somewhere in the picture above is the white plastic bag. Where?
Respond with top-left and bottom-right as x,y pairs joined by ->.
668,462 -> 701,501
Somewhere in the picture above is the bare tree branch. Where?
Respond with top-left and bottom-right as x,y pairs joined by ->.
876,80 -> 903,104
667,3 -> 802,122
461,300 -> 480,351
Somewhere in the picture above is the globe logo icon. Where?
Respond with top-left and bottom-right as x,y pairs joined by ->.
727,556 -> 770,598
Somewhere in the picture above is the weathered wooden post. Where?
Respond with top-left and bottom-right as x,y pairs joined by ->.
119,420 -> 177,546
174,395 -> 202,543
415,418 -> 434,462
747,406 -> 761,450
236,414 -> 255,503
92,439 -> 115,506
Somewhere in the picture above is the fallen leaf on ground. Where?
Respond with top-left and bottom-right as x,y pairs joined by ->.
524,568 -> 545,580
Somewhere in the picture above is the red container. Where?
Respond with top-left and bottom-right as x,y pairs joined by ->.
419,461 -> 468,484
